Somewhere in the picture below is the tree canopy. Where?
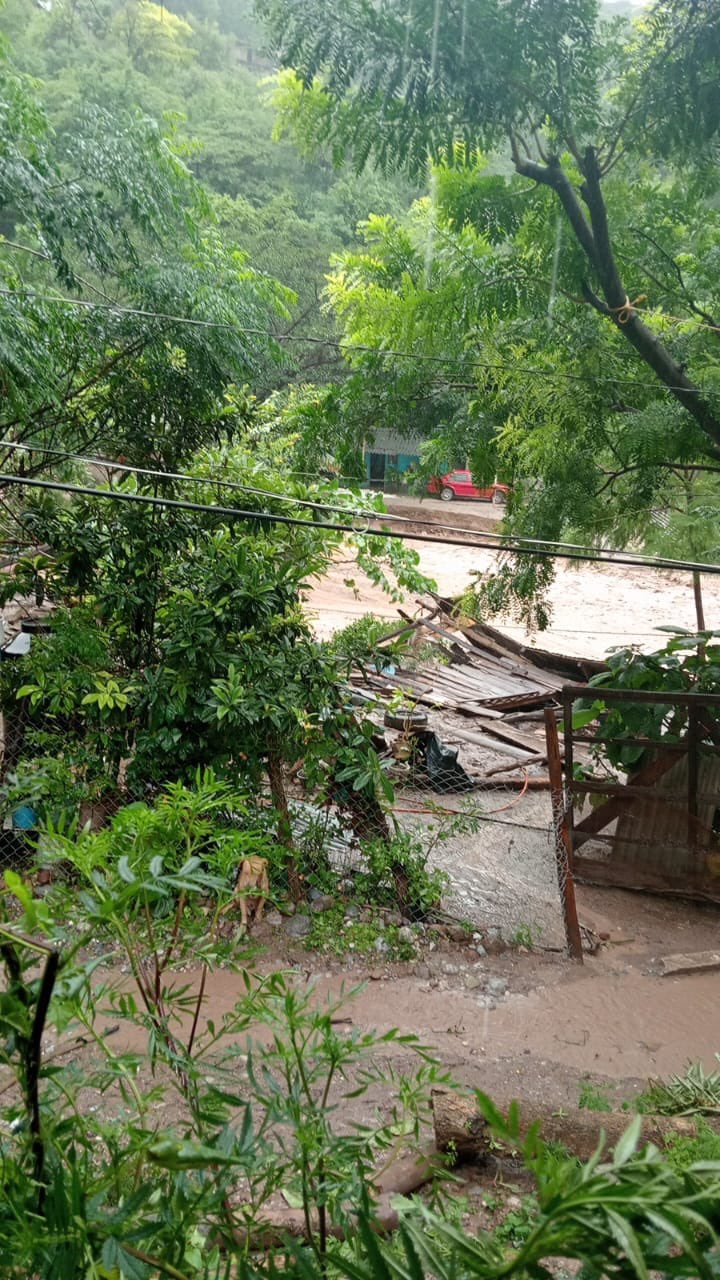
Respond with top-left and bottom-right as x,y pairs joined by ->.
256,0 -> 720,620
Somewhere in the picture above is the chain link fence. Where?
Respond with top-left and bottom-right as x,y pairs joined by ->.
0,609 -> 567,949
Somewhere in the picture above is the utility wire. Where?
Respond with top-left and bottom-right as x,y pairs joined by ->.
3,470 -> 720,577
0,285 -> 714,396
0,438 -> 685,565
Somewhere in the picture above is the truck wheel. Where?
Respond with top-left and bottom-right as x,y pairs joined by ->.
440,486 -> 455,502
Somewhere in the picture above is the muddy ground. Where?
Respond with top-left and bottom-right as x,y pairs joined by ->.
19,866 -> 720,1249
307,494 -> 720,658
75,881 -> 719,1121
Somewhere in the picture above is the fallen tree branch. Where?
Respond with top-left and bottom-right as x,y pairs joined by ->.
223,1143 -> 441,1250
431,1090 -> 720,1162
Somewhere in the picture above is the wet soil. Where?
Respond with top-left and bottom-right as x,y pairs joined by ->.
78,882 -> 719,1120
306,502 -> 720,659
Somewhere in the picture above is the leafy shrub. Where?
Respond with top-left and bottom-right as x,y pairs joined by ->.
492,1194 -> 539,1247
663,1118 -> 720,1172
356,831 -> 448,919
40,770 -> 278,907
578,1079 -> 613,1112
637,1058 -> 720,1116
326,614 -> 407,667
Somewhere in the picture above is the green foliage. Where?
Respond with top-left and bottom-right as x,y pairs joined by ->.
663,1119 -> 720,1175
43,769 -> 275,895
1,0 -> 415,389
356,832 -> 448,921
260,0 -> 603,175
511,922 -> 543,950
4,853 -> 720,1279
637,1059 -> 720,1118
326,614 -> 407,668
0,425 -> 430,824
634,0 -> 720,159
492,1194 -> 539,1248
0,34 -> 291,485
306,904 -> 418,961
256,0 -> 720,624
0,852 -> 450,1277
578,1078 -> 614,1112
0,756 -> 88,829
576,629 -> 720,771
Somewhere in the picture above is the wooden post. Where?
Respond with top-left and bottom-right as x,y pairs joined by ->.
544,707 -> 583,962
687,699 -> 698,858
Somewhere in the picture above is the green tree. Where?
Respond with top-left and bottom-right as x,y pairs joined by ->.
0,40 -> 291,491
258,0 -> 720,443
256,0 -> 720,622
2,0 -> 416,379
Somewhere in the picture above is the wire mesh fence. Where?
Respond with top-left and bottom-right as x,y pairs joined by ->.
0,599 -> 570,953
561,685 -> 720,905
0,704 -> 565,951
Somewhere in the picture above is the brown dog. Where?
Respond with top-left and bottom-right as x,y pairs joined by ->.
234,855 -> 270,933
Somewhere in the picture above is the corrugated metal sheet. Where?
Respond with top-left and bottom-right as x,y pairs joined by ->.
613,754 -> 720,878
354,651 -> 562,712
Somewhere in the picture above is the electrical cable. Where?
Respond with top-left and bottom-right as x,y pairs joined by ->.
0,438 -> 714,571
0,285 -> 715,396
3,469 -> 720,576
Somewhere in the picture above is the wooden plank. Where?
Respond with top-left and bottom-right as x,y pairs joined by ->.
473,716 -> 544,754
461,627 -> 563,689
658,951 -> 720,977
443,725 -> 533,758
474,776 -> 551,790
572,751 -> 680,839
461,646 -> 551,681
482,692 -> 553,711
573,856 -> 720,903
460,619 -> 606,680
484,753 -> 547,777
398,609 -> 472,651
457,703 -> 504,720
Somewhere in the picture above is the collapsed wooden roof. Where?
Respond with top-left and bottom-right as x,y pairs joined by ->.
351,602 -> 605,716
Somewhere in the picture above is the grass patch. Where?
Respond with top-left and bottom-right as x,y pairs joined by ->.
663,1118 -> 720,1172
305,904 -> 418,961
637,1059 -> 720,1116
578,1079 -> 613,1112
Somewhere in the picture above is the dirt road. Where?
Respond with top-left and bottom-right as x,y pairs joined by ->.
307,497 -> 719,659
87,883 -> 720,1117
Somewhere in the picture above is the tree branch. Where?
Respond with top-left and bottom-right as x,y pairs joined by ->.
512,152 -> 599,269
628,227 -> 720,338
576,146 -> 720,455
594,460 -> 720,497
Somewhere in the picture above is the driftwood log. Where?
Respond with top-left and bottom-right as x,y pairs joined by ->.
225,1096 -> 720,1251
431,1090 -> 720,1162
225,1143 -> 440,1249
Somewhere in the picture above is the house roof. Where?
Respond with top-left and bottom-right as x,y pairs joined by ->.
368,428 -> 423,454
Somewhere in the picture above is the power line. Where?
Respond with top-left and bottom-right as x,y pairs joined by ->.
3,470 -> 720,577
0,285 -> 714,396
1,438 -> 714,570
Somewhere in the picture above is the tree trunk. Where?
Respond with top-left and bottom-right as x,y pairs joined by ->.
693,570 -> 706,632
331,774 -> 391,843
223,1144 -> 439,1250
512,150 -> 720,456
431,1090 -> 719,1162
266,746 -> 303,903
